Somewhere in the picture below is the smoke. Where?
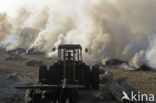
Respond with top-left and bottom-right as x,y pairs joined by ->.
0,13 -> 13,42
0,8 -> 47,50
1,0 -> 156,69
129,50 -> 146,68
146,35 -> 156,69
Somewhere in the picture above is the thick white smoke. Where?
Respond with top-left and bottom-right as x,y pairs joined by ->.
145,35 -> 156,69
1,0 -> 156,69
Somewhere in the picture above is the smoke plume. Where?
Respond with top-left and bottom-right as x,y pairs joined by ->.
1,0 -> 156,69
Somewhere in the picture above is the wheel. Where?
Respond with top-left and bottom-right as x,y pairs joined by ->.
39,65 -> 47,84
47,64 -> 61,84
92,65 -> 99,89
84,66 -> 91,89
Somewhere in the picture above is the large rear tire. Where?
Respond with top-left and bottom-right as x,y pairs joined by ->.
84,66 -> 91,89
47,64 -> 61,84
39,65 -> 47,84
92,65 -> 99,89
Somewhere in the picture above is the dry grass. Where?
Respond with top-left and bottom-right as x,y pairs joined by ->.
0,51 -> 156,98
103,65 -> 156,95
0,52 -> 56,81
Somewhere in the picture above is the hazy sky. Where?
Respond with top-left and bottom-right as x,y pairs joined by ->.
0,0 -> 48,17
0,0 -> 116,17
0,0 -> 25,16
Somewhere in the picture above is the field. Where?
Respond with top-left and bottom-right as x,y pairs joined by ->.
0,50 -> 156,102
103,66 -> 156,95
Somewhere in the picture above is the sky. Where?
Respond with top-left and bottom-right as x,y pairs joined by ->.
0,0 -> 116,17
0,0 -> 25,16
0,0 -> 49,17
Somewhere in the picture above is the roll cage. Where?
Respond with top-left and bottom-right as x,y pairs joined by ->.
57,44 -> 83,62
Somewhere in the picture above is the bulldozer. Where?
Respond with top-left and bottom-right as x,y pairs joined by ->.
16,44 -> 99,103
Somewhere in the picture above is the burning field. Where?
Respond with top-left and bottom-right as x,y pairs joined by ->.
1,0 -> 156,69
0,0 -> 156,102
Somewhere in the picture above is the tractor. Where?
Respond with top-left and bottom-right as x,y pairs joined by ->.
16,44 -> 99,103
